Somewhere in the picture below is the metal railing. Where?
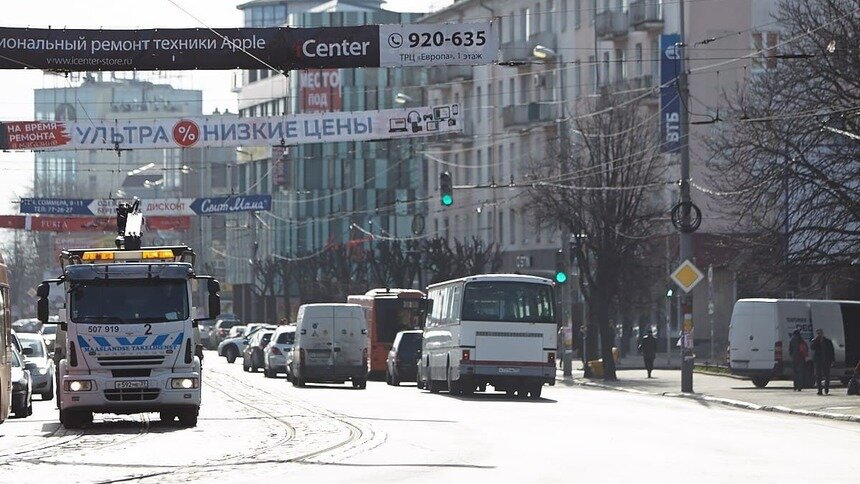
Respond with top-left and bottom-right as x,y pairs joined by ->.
502,103 -> 558,128
595,10 -> 629,39
630,0 -> 663,29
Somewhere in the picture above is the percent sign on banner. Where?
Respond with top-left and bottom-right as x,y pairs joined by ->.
172,120 -> 200,148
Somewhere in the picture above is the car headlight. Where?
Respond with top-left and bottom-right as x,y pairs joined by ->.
170,378 -> 199,389
65,380 -> 93,392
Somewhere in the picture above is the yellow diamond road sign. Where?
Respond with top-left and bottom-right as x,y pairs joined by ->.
671,260 -> 704,293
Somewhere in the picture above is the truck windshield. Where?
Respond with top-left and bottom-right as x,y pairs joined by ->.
70,279 -> 189,323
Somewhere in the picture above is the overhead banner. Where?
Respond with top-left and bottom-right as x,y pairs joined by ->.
660,34 -> 682,154
19,196 -> 271,215
0,215 -> 190,232
0,22 -> 497,70
0,104 -> 463,151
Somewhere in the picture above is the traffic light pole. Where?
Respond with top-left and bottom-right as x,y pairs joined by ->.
560,234 -> 573,377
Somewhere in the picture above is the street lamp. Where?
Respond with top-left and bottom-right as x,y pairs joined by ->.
394,92 -> 413,105
532,44 -> 556,60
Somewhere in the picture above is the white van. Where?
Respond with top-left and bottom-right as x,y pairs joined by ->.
728,299 -> 860,387
288,304 -> 368,389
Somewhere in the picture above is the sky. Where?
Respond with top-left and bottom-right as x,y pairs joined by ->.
0,0 -> 454,215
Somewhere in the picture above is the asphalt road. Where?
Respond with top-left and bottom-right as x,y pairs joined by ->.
1,351 -> 858,483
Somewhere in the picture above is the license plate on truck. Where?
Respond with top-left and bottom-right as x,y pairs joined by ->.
115,380 -> 147,389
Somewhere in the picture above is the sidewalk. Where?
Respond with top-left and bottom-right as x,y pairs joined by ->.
556,363 -> 860,423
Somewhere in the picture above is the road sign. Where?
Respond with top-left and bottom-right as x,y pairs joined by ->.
670,260 -> 704,293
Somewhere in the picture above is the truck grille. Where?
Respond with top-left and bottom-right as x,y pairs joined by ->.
97,356 -> 166,367
104,388 -> 160,401
475,331 -> 542,338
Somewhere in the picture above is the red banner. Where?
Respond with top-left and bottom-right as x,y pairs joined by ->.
0,121 -> 72,150
299,69 -> 342,113
0,215 -> 190,232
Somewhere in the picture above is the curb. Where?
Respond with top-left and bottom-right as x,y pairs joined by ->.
558,376 -> 860,424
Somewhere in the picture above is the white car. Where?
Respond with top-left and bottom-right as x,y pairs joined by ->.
218,324 -> 276,363
264,326 -> 295,378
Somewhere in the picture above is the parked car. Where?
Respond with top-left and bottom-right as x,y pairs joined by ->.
41,323 -> 59,354
219,324 -> 275,363
12,317 -> 41,333
289,304 -> 368,389
228,325 -> 247,338
264,326 -> 296,378
386,330 -> 423,386
10,349 -> 33,418
243,329 -> 275,372
11,328 -> 22,354
17,332 -> 56,400
212,314 -> 242,347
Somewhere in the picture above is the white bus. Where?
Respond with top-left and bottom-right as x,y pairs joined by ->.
421,274 -> 557,399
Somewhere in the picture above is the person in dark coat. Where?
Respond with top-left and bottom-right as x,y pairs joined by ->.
810,329 -> 836,395
788,329 -> 808,391
638,329 -> 657,378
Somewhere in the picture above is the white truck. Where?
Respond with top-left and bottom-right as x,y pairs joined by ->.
36,201 -> 220,428
728,298 -> 860,388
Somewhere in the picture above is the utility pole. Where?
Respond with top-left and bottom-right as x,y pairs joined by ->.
678,0 -> 695,393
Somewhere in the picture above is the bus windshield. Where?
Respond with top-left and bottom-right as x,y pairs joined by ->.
70,279 -> 189,324
461,281 -> 555,324
375,299 -> 427,343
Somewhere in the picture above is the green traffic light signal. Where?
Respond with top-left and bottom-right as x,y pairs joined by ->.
554,249 -> 567,284
555,271 -> 568,284
439,171 -> 453,207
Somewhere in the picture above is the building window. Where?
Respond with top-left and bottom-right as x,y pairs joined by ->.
476,86 -> 482,122
498,146 -> 505,182
522,8 -> 530,40
590,0 -> 597,24
508,78 -> 515,106
487,147 -> 494,183
498,211 -> 504,245
546,0 -> 554,32
520,76 -> 528,103
562,0 -> 568,31
498,80 -> 504,108
509,142 -> 516,180
602,51 -> 611,85
615,49 -> 625,82
589,55 -> 597,93
574,60 -> 582,98
635,43 -> 643,77
533,4 -> 541,34
509,210 -> 516,245
574,0 -> 581,28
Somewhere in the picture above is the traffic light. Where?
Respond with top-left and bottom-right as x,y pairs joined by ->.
439,171 -> 453,206
554,249 -> 568,284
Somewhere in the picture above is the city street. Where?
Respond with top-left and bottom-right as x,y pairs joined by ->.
1,351 -> 858,483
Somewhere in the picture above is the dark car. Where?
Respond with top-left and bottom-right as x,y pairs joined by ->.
386,330 -> 423,386
242,329 -> 274,373
10,349 -> 33,418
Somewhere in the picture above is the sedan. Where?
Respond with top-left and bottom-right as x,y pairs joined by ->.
11,349 -> 33,418
264,326 -> 295,378
243,329 -> 274,372
17,332 -> 56,400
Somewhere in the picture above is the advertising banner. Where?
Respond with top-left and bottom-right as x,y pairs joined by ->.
660,34 -> 682,154
188,195 -> 272,215
0,22 -> 497,71
299,69 -> 341,113
0,215 -> 190,232
0,104 -> 463,151
19,197 -> 270,215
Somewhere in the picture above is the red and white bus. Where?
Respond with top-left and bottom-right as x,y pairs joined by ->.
347,288 -> 429,378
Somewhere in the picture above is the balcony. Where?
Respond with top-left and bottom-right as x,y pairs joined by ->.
427,65 -> 474,85
629,0 -> 663,30
502,103 -> 558,129
595,10 -> 629,40
500,31 -> 557,65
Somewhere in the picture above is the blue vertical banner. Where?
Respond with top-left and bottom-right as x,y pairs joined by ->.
660,34 -> 682,153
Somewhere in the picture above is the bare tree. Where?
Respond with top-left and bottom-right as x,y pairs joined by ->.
1,230 -> 41,319
706,0 -> 860,282
423,236 -> 503,284
529,94 -> 669,381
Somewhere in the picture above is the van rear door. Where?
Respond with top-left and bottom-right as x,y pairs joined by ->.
334,307 -> 365,371
303,307 -> 335,371
730,301 -> 777,371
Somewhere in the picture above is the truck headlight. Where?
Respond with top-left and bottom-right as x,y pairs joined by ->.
65,380 -> 93,392
38,368 -> 48,375
170,378 -> 199,389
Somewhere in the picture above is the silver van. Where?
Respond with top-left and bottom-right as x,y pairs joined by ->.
288,304 -> 368,389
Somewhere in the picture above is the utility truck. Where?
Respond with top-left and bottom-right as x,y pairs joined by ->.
37,201 -> 220,428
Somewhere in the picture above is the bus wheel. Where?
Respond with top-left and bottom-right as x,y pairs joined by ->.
447,371 -> 461,396
428,378 -> 441,393
391,371 -> 400,387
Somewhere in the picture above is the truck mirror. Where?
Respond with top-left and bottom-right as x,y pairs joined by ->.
207,279 -> 221,294
37,297 -> 49,324
208,294 -> 221,319
36,282 -> 50,298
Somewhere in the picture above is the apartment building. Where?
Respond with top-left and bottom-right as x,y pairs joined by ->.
422,0 -> 779,354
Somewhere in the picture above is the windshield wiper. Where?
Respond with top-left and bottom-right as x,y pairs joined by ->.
75,316 -> 121,322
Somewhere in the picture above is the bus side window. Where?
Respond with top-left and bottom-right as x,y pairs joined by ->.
439,287 -> 450,326
450,285 -> 462,324
429,290 -> 441,327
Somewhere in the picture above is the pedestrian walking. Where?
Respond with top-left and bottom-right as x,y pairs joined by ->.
638,329 -> 657,378
810,329 -> 835,395
787,329 -> 808,391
